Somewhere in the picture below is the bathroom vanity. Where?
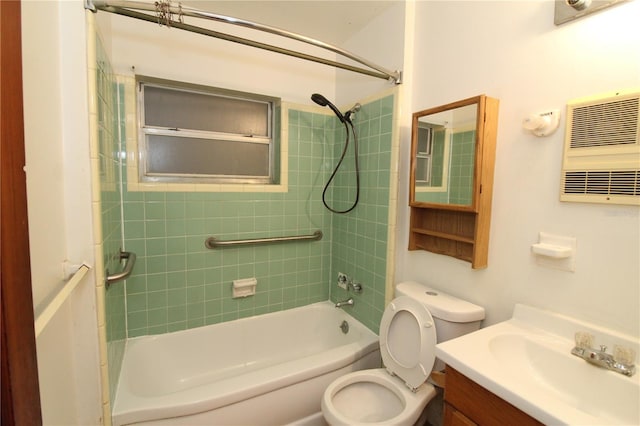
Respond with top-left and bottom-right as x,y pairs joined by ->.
436,304 -> 640,425
443,366 -> 541,426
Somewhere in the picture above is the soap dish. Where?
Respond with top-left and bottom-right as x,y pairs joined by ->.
531,232 -> 576,272
531,243 -> 573,258
232,277 -> 257,298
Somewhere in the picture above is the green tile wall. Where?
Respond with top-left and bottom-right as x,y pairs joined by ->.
328,95 -> 394,334
117,91 -> 395,338
449,130 -> 475,205
95,34 -> 126,403
121,109 -> 336,336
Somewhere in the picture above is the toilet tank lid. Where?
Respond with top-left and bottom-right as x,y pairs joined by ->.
395,281 -> 485,323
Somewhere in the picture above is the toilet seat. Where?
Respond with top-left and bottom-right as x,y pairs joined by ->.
379,296 -> 437,390
321,296 -> 439,426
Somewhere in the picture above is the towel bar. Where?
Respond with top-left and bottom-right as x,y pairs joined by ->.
34,263 -> 91,337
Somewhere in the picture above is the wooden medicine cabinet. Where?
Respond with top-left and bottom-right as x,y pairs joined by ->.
409,95 -> 499,268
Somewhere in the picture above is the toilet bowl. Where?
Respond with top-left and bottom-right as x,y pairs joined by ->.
321,281 -> 485,426
321,369 -> 437,425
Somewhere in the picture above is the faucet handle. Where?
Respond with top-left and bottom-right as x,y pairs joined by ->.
349,281 -> 363,294
614,345 -> 636,366
575,331 -> 594,349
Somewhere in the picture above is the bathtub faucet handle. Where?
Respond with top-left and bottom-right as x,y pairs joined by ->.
347,281 -> 363,294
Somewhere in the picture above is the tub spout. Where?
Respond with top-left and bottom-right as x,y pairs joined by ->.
335,298 -> 354,308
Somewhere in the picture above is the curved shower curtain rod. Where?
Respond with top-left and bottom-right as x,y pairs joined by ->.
85,0 -> 402,84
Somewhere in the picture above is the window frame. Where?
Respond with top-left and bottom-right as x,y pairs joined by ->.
136,75 -> 280,185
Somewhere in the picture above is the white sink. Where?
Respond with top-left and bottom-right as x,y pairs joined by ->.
436,304 -> 640,425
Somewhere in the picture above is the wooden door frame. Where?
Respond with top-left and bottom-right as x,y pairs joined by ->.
1,0 -> 43,424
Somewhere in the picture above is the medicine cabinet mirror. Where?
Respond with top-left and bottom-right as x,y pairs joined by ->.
409,95 -> 499,268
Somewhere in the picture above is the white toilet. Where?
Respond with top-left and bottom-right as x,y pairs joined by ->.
321,281 -> 485,426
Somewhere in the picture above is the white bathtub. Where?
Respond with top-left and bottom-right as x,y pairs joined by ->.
112,301 -> 381,426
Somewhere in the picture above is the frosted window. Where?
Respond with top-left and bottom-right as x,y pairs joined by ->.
146,135 -> 269,177
138,77 -> 278,184
144,86 -> 269,136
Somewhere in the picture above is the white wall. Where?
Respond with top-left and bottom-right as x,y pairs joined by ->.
396,0 -> 640,337
108,11 -> 339,105
22,0 -> 103,423
22,0 -> 67,310
337,1 -> 407,106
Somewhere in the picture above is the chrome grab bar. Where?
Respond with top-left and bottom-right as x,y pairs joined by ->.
105,251 -> 136,288
205,230 -> 323,249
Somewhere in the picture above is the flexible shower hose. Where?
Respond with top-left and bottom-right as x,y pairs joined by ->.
322,118 -> 360,214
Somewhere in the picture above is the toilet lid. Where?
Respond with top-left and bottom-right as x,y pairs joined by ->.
379,296 -> 437,390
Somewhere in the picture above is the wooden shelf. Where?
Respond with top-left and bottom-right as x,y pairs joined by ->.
410,227 -> 475,244
409,206 -> 480,266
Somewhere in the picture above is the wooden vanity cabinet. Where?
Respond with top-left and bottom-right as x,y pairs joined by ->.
443,366 -> 543,426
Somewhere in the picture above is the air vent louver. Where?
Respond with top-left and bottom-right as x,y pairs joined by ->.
563,170 -> 640,196
561,90 -> 640,206
570,98 -> 639,148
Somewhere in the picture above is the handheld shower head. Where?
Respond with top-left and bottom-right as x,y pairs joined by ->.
311,93 -> 345,123
311,93 -> 361,214
311,93 -> 329,106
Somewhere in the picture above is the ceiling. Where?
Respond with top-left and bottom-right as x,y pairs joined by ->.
180,1 -> 399,45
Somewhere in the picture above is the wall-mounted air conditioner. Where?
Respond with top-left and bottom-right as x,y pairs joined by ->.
560,89 -> 640,206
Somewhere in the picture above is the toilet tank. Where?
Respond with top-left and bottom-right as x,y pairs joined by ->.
395,281 -> 485,343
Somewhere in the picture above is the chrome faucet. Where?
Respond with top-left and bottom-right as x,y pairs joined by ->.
571,332 -> 636,377
335,298 -> 354,308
